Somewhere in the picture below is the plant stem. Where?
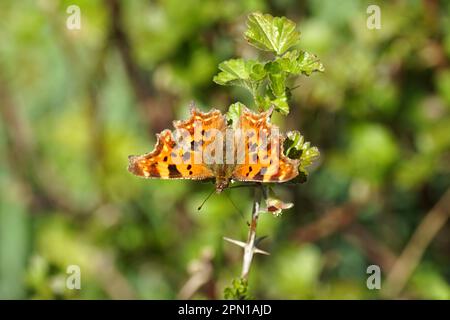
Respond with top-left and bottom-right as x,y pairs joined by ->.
241,186 -> 262,280
382,188 -> 450,298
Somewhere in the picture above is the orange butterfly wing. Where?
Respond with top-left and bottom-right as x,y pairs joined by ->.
173,106 -> 226,165
128,104 -> 299,187
231,107 -> 299,183
128,107 -> 226,181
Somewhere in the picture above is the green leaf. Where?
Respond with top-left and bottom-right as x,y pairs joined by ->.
283,130 -> 320,177
226,102 -> 245,126
244,12 -> 300,55
264,59 -> 283,73
224,278 -> 250,300
249,62 -> 267,81
213,59 -> 250,87
256,94 -> 289,115
279,50 -> 324,76
300,143 -> 320,168
296,51 -> 325,75
255,95 -> 272,110
278,50 -> 299,72
269,73 -> 286,97
265,61 -> 286,98
284,130 -> 303,159
271,95 -> 289,115
213,59 -> 266,93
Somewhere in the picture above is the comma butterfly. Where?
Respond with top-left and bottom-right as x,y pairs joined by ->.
128,105 -> 299,193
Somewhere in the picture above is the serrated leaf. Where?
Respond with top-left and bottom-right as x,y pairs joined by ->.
301,145 -> 320,168
271,95 -> 289,115
284,130 -> 304,158
256,94 -> 289,115
297,51 -> 325,75
244,12 -> 300,55
284,130 -> 320,176
281,50 -> 324,76
213,59 -> 266,92
213,59 -> 249,87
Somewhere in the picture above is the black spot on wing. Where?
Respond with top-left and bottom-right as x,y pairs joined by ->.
168,164 -> 182,178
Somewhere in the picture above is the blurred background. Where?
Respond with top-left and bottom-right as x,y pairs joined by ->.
0,0 -> 449,299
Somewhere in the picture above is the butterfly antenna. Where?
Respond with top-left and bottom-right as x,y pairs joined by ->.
197,188 -> 215,211
224,191 -> 245,220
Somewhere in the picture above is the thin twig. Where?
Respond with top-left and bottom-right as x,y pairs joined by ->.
344,223 -> 397,272
292,203 -> 360,243
382,188 -> 450,298
178,248 -> 215,299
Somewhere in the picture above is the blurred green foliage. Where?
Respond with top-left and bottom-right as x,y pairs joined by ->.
0,0 -> 449,300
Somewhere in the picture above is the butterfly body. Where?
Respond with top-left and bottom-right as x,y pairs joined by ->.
207,163 -> 234,193
128,105 -> 300,193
